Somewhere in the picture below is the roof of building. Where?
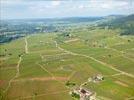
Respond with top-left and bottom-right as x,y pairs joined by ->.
80,89 -> 87,94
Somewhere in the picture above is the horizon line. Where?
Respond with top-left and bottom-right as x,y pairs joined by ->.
1,14 -> 132,20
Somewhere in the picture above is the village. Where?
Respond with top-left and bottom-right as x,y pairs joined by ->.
68,74 -> 104,100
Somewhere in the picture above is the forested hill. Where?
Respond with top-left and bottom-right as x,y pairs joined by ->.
98,14 -> 134,35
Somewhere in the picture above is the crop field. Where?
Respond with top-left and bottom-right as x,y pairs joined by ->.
0,29 -> 134,100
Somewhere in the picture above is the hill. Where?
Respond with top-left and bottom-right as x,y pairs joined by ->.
98,14 -> 134,35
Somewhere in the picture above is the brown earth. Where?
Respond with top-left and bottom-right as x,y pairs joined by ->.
12,77 -> 68,82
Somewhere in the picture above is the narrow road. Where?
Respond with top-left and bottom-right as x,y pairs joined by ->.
16,57 -> 22,77
3,57 -> 22,93
25,38 -> 29,54
54,41 -> 134,78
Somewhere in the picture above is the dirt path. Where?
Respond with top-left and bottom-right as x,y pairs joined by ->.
37,63 -> 65,85
3,57 -> 22,93
16,57 -> 22,77
115,81 -> 128,87
80,72 -> 125,88
42,52 -> 69,57
80,81 -> 88,88
37,63 -> 55,79
80,77 -> 92,88
106,47 -> 134,62
16,90 -> 69,100
54,41 -> 134,78
13,77 -> 68,82
67,71 -> 76,80
104,73 -> 124,77
54,41 -> 58,48
25,38 -> 29,54
77,54 -> 134,78
65,38 -> 79,43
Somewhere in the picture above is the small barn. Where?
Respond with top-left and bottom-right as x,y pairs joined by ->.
92,74 -> 104,82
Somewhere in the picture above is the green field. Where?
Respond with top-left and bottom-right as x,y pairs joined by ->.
0,29 -> 134,100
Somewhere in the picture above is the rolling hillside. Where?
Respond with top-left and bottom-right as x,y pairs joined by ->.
98,14 -> 134,35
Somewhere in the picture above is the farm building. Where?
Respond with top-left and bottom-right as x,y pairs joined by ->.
80,88 -> 96,100
71,88 -> 96,100
92,74 -> 104,83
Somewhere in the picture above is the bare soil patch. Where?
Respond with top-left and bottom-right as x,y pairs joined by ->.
0,80 -> 5,86
13,77 -> 68,82
65,38 -> 79,43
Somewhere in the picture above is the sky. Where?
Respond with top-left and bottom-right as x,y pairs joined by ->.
1,0 -> 134,19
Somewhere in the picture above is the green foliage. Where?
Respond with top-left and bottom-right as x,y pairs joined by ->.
98,14 -> 134,35
65,81 -> 76,87
71,92 -> 80,99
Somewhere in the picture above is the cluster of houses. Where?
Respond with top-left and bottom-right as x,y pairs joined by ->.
70,74 -> 104,100
71,87 -> 96,100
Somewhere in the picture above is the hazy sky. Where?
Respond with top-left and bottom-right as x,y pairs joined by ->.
1,0 -> 134,19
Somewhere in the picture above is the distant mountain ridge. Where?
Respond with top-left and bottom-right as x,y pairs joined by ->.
0,14 -> 133,43
1,17 -> 104,24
